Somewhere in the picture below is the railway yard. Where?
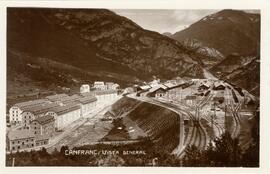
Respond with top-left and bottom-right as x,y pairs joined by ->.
38,78 -> 259,160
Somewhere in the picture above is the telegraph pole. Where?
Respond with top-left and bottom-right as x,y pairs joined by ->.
12,157 -> 15,167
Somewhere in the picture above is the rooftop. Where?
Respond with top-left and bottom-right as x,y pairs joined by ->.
23,103 -> 60,115
139,85 -> 151,90
78,96 -> 97,104
81,92 -> 95,97
32,115 -> 55,125
59,94 -> 82,104
50,103 -> 80,115
149,85 -> 168,93
8,130 -> 35,140
14,99 -> 48,109
95,89 -> 117,95
185,95 -> 197,100
94,81 -> 105,85
45,94 -> 69,101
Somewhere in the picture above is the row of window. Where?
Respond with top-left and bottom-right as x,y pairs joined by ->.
12,139 -> 34,144
12,143 -> 34,150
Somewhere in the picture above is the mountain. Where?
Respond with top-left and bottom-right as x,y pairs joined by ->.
162,32 -> 173,37
172,10 -> 260,57
210,53 -> 260,96
171,9 -> 260,96
7,8 -> 206,96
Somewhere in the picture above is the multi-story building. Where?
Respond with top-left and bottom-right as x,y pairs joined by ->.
80,84 -> 90,94
48,103 -> 81,131
112,83 -> 120,90
77,95 -> 97,117
95,89 -> 118,105
9,99 -> 48,125
30,115 -> 55,136
94,81 -> 106,90
7,130 -> 35,152
105,82 -> 114,90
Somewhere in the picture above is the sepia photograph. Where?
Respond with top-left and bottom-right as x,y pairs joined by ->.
1,1 -> 267,171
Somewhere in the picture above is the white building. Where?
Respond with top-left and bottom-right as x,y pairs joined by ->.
20,102 -> 60,128
47,103 -> 81,131
95,90 -> 118,105
112,83 -> 120,90
94,81 -> 106,90
77,95 -> 97,117
80,84 -> 90,94
9,99 -> 49,125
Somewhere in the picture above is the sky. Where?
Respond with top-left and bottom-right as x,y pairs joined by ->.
111,9 -> 259,34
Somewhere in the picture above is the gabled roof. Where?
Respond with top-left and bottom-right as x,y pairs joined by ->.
105,82 -> 114,85
81,92 -> 95,97
214,81 -> 225,87
32,115 -> 55,125
139,85 -> 151,90
13,99 -> 49,109
94,81 -> 105,85
59,94 -> 82,104
163,82 -> 177,89
23,103 -> 60,115
78,96 -> 97,104
149,85 -> 168,93
95,89 -> 117,95
50,103 -> 80,116
45,94 -> 69,102
8,130 -> 35,140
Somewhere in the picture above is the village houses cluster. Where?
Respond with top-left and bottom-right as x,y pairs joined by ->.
7,81 -> 120,152
133,77 -> 227,107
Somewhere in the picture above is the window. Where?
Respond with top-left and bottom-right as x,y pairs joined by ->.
18,146 -> 20,149
22,142 -> 24,145
34,131 -> 37,134
26,139 -> 28,142
34,127 -> 36,129
12,147 -> 15,150
17,141 -> 20,143
31,139 -> 34,141
12,141 -> 14,144
32,144 -> 34,147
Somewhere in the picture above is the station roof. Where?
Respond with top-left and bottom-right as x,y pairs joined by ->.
13,99 -> 49,109
78,96 -> 97,104
50,103 -> 80,116
32,115 -> 55,125
95,89 -> 117,95
45,94 -> 69,102
23,103 -> 60,115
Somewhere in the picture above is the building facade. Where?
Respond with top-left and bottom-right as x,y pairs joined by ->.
94,81 -> 106,90
80,84 -> 90,94
9,99 -> 48,125
7,130 -> 35,152
30,115 -> 55,136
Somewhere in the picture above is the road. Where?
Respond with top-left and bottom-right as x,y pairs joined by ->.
203,68 -> 218,80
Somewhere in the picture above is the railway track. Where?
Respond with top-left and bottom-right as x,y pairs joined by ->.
228,100 -> 241,139
129,96 -> 208,159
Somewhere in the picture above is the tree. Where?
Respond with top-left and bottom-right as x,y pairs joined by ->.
183,131 -> 242,167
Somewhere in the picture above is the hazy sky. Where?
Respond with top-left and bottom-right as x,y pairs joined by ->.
111,9 -> 218,34
111,9 -> 259,34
